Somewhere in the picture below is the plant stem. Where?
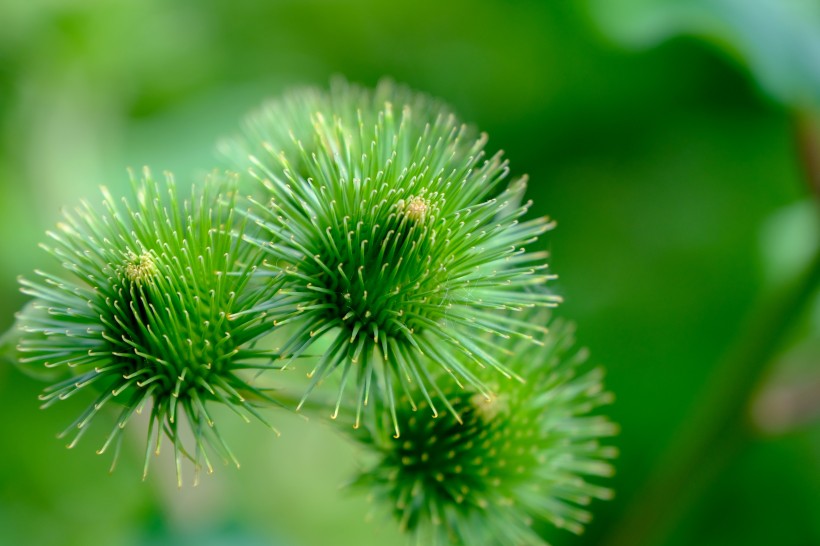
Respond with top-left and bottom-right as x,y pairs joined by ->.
601,242 -> 820,546
600,111 -> 820,546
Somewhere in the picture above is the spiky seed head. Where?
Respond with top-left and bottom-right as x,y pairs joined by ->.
352,318 -> 618,545
14,169 -> 281,485
225,79 -> 561,432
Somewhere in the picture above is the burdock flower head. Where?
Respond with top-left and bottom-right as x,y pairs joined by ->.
13,170 -> 280,484
352,317 -> 618,545
224,80 -> 561,433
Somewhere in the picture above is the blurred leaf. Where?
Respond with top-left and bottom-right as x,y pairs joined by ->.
588,0 -> 820,108
759,199 -> 820,285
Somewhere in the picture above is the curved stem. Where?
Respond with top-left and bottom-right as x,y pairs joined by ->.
602,242 -> 820,546
600,110 -> 820,546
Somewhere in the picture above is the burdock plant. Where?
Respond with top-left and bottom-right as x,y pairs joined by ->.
225,80 -> 562,433
352,317 -> 617,545
13,171 -> 281,485
4,79 -> 617,545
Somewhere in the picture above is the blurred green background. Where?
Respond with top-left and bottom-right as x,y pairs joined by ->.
1,1 -> 819,545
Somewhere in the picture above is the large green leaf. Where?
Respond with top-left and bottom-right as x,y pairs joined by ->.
588,0 -> 820,108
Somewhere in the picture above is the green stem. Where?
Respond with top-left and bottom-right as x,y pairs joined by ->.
600,110 -> 820,546
601,241 -> 820,546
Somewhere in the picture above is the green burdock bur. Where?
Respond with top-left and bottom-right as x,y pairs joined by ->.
352,318 -> 617,545
12,172 -> 282,485
225,80 -> 562,435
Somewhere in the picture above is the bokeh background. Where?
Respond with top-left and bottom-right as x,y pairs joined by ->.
1,1 -> 819,545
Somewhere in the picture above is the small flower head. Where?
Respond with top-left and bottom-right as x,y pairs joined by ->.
398,194 -> 432,223
352,318 -> 617,545
14,170 -> 279,485
122,250 -> 158,284
226,80 -> 561,432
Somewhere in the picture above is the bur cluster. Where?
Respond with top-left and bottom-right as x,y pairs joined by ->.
4,79 -> 618,546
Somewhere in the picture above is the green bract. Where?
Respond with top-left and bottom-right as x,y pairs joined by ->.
353,318 -> 617,545
226,80 -> 561,433
14,171 -> 280,484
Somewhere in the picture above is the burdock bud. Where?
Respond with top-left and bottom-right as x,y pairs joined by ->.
352,318 -> 617,545
224,80 -> 561,433
13,170 -> 281,485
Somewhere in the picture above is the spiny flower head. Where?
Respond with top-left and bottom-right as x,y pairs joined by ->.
123,250 -> 159,284
352,318 -> 617,545
225,80 -> 561,433
14,169 -> 280,485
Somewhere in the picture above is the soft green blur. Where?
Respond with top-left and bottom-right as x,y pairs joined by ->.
1,1 -> 818,545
